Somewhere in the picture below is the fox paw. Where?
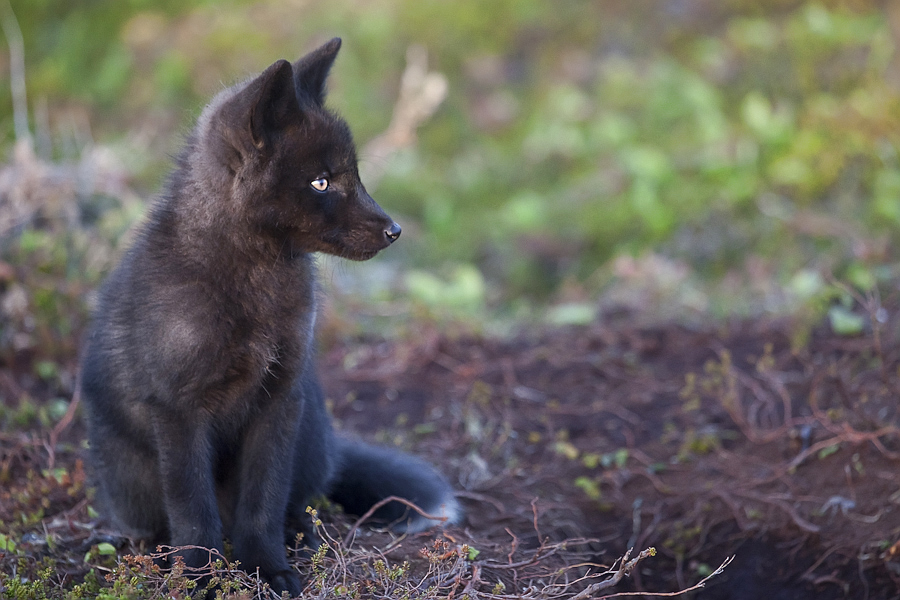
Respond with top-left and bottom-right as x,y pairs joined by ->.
265,569 -> 303,598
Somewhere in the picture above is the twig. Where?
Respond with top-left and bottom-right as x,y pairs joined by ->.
595,555 -> 734,599
483,546 -> 561,570
785,426 -> 900,472
731,370 -> 793,443
827,276 -> 887,380
0,0 -> 30,147
731,489 -> 820,533
461,563 -> 482,597
569,547 -> 656,600
505,527 -> 519,564
455,490 -> 507,513
530,498 -> 543,541
359,44 -> 448,190
626,498 -> 642,551
46,382 -> 81,470
342,495 -> 449,546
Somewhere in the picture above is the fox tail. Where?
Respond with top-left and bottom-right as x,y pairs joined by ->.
327,437 -> 461,533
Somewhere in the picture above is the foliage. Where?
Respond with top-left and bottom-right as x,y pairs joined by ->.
0,0 -> 896,319
0,497 -> 675,599
0,144 -> 138,430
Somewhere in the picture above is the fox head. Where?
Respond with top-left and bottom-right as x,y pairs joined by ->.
201,38 -> 400,261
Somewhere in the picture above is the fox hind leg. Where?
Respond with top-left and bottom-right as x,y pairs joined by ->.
88,432 -> 169,543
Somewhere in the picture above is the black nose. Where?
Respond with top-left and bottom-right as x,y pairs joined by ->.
385,222 -> 401,243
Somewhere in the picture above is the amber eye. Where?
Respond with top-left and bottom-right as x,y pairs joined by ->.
310,177 -> 329,192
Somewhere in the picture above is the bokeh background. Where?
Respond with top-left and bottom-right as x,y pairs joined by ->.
2,4 -> 900,596
1,0 -> 899,369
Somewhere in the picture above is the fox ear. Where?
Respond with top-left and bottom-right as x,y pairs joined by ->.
216,59 -> 296,167
292,37 -> 341,107
246,59 -> 297,149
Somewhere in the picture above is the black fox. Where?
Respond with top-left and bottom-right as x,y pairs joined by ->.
79,38 -> 459,596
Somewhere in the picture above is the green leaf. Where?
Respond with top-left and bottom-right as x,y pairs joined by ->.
818,443 -> 840,460
789,269 -> 824,300
828,306 -> 864,336
547,303 -> 595,326
845,264 -> 876,291
574,476 -> 601,500
0,533 -> 16,552
97,542 -> 117,555
35,360 -> 58,380
554,441 -> 580,460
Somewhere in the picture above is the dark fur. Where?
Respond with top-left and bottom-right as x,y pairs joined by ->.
79,39 -> 458,597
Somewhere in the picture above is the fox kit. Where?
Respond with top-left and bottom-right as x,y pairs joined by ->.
79,38 -> 459,596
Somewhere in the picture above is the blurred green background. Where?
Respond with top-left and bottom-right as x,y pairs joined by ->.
0,0 -> 899,361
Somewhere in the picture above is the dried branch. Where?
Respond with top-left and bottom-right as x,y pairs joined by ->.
359,44 -> 448,190
0,0 -> 30,148
342,495 -> 450,546
596,555 -> 734,599
46,379 -> 81,470
569,547 -> 656,600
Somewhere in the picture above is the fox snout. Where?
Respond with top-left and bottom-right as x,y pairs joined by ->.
385,221 -> 401,243
333,193 -> 402,260
348,188 -> 401,258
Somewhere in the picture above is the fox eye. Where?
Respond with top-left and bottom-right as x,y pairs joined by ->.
310,177 -> 329,192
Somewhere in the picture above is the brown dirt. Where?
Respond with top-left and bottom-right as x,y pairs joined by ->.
318,313 -> 900,598
3,309 -> 900,598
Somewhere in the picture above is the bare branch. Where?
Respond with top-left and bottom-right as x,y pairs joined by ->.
595,555 -> 734,599
359,44 -> 448,190
0,0 -> 31,148
569,547 -> 656,600
342,495 -> 450,546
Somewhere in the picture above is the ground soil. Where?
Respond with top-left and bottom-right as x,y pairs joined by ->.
3,308 -> 900,598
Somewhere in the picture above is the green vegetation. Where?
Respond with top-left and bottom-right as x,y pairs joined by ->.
1,0 -> 897,327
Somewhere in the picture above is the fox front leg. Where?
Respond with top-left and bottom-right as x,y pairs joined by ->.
149,408 -> 225,576
230,389 -> 305,597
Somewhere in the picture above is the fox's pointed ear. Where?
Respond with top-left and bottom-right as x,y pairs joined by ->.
246,59 -> 297,149
292,37 -> 341,106
216,59 -> 296,168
